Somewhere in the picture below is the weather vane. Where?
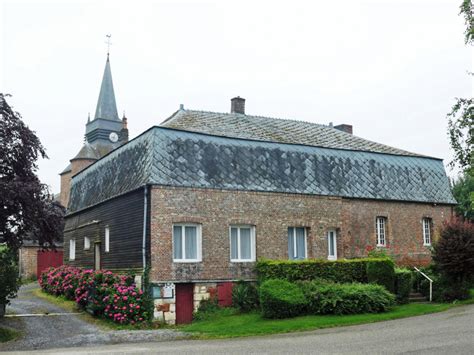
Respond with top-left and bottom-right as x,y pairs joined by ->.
105,34 -> 112,56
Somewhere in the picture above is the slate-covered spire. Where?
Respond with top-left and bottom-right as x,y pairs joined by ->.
94,54 -> 119,121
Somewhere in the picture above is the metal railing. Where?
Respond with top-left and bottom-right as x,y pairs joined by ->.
414,266 -> 433,302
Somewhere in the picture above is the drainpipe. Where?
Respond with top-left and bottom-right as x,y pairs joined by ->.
142,186 -> 148,275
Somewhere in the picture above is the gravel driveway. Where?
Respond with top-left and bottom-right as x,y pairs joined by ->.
0,284 -> 187,352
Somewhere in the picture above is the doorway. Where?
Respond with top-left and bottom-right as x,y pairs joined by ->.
175,283 -> 194,324
94,243 -> 101,270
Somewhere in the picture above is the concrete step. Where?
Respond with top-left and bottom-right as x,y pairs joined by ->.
409,292 -> 428,302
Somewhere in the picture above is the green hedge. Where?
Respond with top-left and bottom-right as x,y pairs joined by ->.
394,269 -> 412,304
299,281 -> 395,315
366,258 -> 395,293
256,258 -> 393,284
259,279 -> 307,319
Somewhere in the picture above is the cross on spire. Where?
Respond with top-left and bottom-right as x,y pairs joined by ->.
105,34 -> 112,57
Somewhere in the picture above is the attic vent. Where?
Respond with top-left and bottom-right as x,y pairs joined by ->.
231,97 -> 245,114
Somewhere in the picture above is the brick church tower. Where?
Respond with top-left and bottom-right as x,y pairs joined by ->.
59,53 -> 128,208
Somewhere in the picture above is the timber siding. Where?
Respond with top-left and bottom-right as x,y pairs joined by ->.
64,188 -> 149,271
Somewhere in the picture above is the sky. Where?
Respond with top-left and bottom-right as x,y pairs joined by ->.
1,0 -> 472,194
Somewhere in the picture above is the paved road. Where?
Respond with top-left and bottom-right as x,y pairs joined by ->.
5,302 -> 474,355
0,284 -> 186,352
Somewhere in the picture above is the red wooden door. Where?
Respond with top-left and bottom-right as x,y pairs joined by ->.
37,250 -> 63,279
217,282 -> 234,307
175,283 -> 194,324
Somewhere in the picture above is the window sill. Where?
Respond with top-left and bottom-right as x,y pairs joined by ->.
327,256 -> 337,261
376,244 -> 386,248
423,244 -> 431,247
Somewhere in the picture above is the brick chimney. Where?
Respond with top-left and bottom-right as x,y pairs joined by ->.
334,124 -> 353,134
231,97 -> 245,114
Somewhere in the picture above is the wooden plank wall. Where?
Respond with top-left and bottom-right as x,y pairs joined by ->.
63,188 -> 147,271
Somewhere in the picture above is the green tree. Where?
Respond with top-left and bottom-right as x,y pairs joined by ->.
0,246 -> 19,310
452,172 -> 474,222
447,1 -> 473,172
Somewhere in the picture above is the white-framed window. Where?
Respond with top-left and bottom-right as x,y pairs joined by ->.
173,224 -> 202,262
84,236 -> 90,250
69,239 -> 76,260
423,218 -> 432,246
376,217 -> 387,247
288,227 -> 307,260
230,225 -> 256,262
105,226 -> 110,252
327,229 -> 337,260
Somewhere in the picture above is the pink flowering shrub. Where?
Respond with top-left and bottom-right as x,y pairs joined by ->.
40,266 -> 148,324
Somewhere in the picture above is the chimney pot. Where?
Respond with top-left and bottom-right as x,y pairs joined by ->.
231,96 -> 245,114
334,124 -> 353,134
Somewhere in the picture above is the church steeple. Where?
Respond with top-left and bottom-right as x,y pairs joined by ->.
94,55 -> 119,121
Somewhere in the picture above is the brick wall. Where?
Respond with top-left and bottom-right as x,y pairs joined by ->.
59,171 -> 71,208
150,186 -> 341,282
149,186 -> 453,282
19,246 -> 39,279
341,199 -> 452,266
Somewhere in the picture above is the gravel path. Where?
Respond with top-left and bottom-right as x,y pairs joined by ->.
0,284 -> 188,352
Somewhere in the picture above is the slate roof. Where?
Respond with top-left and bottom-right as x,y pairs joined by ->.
94,55 -> 119,121
161,109 -> 421,157
67,127 -> 456,214
71,142 -> 100,161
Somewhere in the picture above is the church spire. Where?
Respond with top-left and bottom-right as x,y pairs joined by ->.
94,54 -> 119,121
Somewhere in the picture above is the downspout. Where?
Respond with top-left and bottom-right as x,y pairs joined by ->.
142,185 -> 148,272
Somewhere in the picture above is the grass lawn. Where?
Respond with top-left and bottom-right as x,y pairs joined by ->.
0,327 -> 21,343
181,296 -> 474,339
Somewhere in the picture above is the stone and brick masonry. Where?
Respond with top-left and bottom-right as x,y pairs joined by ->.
148,185 -> 452,323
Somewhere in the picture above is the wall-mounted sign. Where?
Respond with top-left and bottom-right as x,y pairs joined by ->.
151,283 -> 175,299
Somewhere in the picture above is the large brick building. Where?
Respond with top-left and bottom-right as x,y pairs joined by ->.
62,76 -> 456,323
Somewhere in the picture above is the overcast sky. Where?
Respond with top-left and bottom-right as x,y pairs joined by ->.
1,0 -> 472,193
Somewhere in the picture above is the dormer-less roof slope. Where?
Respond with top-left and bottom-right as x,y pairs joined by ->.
67,127 -> 456,214
161,109 -> 421,157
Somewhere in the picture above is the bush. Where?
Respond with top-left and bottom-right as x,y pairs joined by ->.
40,266 -> 147,324
366,258 -> 395,293
260,279 -> 307,319
256,258 -> 391,284
193,297 -> 220,321
300,281 -> 395,315
432,218 -> 474,285
232,281 -> 259,312
394,268 -> 412,304
0,246 -> 19,307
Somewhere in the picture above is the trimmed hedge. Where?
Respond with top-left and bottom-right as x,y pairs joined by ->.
260,279 -> 307,319
256,258 -> 393,284
299,281 -> 395,315
366,258 -> 395,293
395,269 -> 412,304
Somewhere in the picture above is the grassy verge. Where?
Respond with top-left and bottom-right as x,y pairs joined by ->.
31,289 -> 157,331
181,297 -> 474,339
0,327 -> 21,343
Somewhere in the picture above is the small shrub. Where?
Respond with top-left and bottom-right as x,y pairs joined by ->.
366,258 -> 395,293
259,279 -> 307,319
300,281 -> 395,315
232,281 -> 259,312
395,268 -> 412,304
193,297 -> 220,321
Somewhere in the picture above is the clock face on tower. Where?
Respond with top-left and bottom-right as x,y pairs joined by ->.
109,132 -> 119,143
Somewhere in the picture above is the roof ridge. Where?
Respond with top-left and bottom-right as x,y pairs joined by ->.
183,108 -> 328,128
